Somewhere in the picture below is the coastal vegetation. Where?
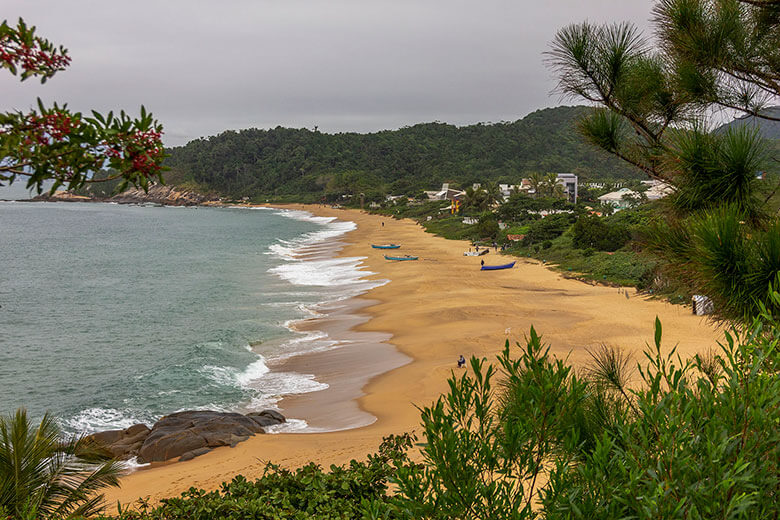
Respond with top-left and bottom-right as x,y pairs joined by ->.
162,105 -> 642,201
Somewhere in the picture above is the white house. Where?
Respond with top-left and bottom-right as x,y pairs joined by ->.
641,180 -> 674,201
598,187 -> 638,211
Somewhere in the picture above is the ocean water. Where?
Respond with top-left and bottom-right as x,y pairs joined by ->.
0,202 -> 378,435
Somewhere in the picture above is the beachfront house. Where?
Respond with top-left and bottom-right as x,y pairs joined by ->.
641,180 -> 674,200
425,183 -> 466,201
513,175 -> 577,202
598,187 -> 638,211
499,183 -> 531,201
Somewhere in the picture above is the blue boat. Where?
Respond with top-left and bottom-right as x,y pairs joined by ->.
372,244 -> 401,249
480,261 -> 515,271
384,254 -> 418,261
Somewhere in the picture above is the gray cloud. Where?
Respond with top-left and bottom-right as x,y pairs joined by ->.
1,0 -> 654,146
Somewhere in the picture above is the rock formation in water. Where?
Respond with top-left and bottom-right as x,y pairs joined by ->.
32,183 -> 220,206
84,409 -> 286,463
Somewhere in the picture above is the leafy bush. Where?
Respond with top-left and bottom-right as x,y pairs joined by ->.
394,311 -> 780,519
521,213 -> 574,246
393,329 -> 588,519
572,215 -> 630,251
102,435 -> 413,520
476,212 -> 499,239
423,215 -> 477,241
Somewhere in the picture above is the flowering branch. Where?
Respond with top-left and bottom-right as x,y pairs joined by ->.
0,18 -> 70,83
0,101 -> 165,193
0,18 -> 165,193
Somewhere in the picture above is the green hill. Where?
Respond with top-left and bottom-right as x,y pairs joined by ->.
716,106 -> 780,139
164,106 -> 643,200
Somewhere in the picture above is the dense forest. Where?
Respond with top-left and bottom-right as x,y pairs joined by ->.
163,106 -> 643,200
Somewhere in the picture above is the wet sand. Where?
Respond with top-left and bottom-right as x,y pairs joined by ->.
105,205 -> 722,507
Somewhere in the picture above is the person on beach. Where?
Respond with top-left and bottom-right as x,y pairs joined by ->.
481,259 -> 485,267
457,355 -> 466,368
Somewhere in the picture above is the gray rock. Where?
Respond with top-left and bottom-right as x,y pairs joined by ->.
179,447 -> 212,462
83,423 -> 151,460
139,430 -> 205,463
135,409 -> 285,463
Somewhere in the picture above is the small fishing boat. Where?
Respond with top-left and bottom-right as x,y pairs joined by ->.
463,249 -> 489,257
480,261 -> 516,271
372,244 -> 401,249
384,254 -> 418,261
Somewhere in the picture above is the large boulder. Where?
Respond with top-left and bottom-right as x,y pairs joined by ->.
136,410 -> 285,463
83,423 -> 151,460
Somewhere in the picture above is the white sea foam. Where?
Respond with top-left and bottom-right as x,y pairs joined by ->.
119,457 -> 150,472
266,209 -> 356,262
236,357 -> 272,385
65,407 -> 147,434
265,418 -> 309,434
269,256 -> 372,287
248,370 -> 329,409
199,355 -> 271,388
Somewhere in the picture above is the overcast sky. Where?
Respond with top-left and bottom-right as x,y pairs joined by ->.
3,1 -> 654,147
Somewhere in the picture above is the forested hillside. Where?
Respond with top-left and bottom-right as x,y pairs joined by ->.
163,106 -> 642,200
717,106 -> 780,139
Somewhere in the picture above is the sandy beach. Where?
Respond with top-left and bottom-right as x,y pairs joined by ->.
105,205 -> 723,506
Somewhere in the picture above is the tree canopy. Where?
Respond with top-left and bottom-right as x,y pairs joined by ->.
163,106 -> 644,199
549,0 -> 780,322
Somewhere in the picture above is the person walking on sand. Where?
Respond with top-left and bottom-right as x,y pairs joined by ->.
481,259 -> 485,267
457,355 -> 466,368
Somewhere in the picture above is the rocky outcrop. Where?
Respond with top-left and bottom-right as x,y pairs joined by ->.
31,183 -> 220,206
108,184 -> 219,206
84,423 -> 151,459
83,409 -> 285,463
32,190 -> 92,202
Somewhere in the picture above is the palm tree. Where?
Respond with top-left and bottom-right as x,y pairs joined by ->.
528,172 -> 545,198
0,409 -> 122,519
483,181 -> 503,206
544,172 -> 565,199
463,186 -> 488,212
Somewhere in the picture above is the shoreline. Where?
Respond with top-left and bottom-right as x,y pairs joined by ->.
255,207 -> 408,433
104,204 -> 724,506
269,296 -> 409,432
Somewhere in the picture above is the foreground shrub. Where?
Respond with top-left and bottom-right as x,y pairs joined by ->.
394,312 -> 780,519
0,410 -> 122,519
102,435 -> 413,520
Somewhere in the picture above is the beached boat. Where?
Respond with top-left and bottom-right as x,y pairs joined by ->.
463,249 -> 489,256
372,244 -> 401,249
480,261 -> 516,271
384,254 -> 418,261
